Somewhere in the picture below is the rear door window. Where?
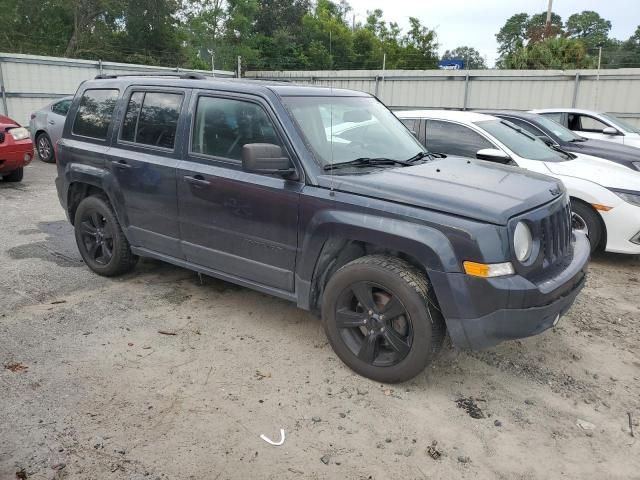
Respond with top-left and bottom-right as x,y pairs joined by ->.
52,99 -> 72,116
502,118 -> 545,137
191,96 -> 282,161
120,91 -> 183,149
425,120 -> 494,157
72,89 -> 119,140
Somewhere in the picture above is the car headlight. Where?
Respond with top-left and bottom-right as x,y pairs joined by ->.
612,189 -> 640,207
8,127 -> 30,141
632,161 -> 640,172
513,221 -> 533,262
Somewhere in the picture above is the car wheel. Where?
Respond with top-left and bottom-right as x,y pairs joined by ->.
36,133 -> 55,163
2,167 -> 24,182
74,195 -> 137,276
321,255 -> 445,383
571,200 -> 603,253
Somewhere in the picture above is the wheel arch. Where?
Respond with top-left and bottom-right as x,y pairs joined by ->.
569,196 -> 607,250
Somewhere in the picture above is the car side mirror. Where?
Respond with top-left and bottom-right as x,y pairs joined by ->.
242,143 -> 297,178
602,126 -> 620,136
476,148 -> 513,164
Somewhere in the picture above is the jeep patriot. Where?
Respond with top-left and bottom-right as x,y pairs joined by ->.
55,74 -> 590,382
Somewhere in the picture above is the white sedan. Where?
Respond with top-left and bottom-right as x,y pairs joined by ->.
395,110 -> 640,255
531,108 -> 640,149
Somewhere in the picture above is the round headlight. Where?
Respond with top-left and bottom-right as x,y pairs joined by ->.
513,221 -> 533,262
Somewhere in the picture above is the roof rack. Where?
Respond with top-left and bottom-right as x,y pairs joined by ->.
94,72 -> 208,80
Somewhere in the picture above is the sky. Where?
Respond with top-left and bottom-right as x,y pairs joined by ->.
346,0 -> 639,67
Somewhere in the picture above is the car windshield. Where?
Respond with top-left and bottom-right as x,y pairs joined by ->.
476,119 -> 566,162
534,115 -> 582,142
281,96 -> 425,167
600,113 -> 640,134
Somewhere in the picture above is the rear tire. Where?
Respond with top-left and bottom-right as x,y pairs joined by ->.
571,200 -> 602,253
36,133 -> 55,163
74,195 -> 137,276
3,167 -> 24,182
321,255 -> 445,383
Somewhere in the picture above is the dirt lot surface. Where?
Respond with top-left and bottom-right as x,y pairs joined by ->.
1,161 -> 639,480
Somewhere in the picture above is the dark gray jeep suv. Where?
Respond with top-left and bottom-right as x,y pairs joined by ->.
55,74 -> 589,382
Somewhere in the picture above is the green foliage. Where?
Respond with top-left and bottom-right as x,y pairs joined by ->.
566,10 -> 612,50
502,37 -> 595,70
441,46 -> 486,69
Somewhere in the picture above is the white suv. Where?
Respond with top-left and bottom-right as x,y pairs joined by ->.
395,110 -> 640,255
531,108 -> 640,149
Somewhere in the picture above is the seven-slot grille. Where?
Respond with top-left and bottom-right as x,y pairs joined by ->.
540,202 -> 572,265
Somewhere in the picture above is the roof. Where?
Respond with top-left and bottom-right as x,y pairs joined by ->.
530,108 -> 603,114
395,109 -> 497,122
83,76 -> 370,98
477,110 -> 541,121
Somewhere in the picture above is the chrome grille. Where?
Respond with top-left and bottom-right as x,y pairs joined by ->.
540,203 -> 572,265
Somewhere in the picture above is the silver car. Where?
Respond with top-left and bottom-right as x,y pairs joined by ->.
29,96 -> 73,163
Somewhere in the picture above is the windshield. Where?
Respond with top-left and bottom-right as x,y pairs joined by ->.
534,115 -> 583,142
281,96 -> 425,167
600,113 -> 640,134
476,119 -> 566,162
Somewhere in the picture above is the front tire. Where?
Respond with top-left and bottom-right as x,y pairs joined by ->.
36,133 -> 55,163
571,200 -> 603,253
74,195 -> 137,276
321,255 -> 445,383
3,167 -> 24,182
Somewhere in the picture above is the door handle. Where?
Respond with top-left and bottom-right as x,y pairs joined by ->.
113,160 -> 132,169
184,175 -> 211,187
48,120 -> 55,125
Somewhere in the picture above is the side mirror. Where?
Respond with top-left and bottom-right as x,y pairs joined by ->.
602,126 -> 620,136
476,148 -> 513,164
242,143 -> 296,178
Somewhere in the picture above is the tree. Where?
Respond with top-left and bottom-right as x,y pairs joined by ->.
608,25 -> 640,68
503,37 -> 595,70
441,46 -> 486,69
566,11 -> 612,50
496,13 -> 529,59
526,11 -> 563,43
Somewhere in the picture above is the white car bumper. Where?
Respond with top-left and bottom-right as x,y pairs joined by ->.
601,201 -> 640,254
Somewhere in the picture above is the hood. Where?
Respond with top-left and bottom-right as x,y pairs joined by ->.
0,115 -> 19,129
317,156 -> 565,225
564,138 -> 640,166
546,153 -> 640,191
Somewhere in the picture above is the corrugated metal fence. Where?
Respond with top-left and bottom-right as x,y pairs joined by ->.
0,53 -> 234,124
247,68 -> 640,127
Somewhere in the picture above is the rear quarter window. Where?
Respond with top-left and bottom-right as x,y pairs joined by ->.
72,89 -> 119,140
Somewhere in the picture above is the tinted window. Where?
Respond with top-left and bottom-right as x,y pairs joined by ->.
72,89 -> 119,139
476,120 -> 565,162
572,114 -> 608,132
400,118 -> 416,131
541,112 -> 563,124
192,96 -> 281,161
425,120 -> 493,157
52,99 -> 71,116
121,92 -> 182,149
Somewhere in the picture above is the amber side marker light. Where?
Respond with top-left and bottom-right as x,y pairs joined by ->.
592,204 -> 612,212
463,261 -> 515,278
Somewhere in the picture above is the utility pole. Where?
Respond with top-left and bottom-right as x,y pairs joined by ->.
237,56 -> 241,78
211,53 -> 215,78
595,46 -> 603,110
544,0 -> 553,38
380,53 -> 387,100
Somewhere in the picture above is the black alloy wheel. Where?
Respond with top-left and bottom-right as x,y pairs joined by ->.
336,281 -> 413,367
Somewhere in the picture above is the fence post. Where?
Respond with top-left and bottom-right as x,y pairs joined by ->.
98,59 -> 103,76
237,56 -> 242,78
463,71 -> 470,110
0,58 -> 8,116
572,72 -> 580,108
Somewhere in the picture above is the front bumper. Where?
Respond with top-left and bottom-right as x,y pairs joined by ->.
431,232 -> 590,350
0,140 -> 34,174
600,201 -> 640,254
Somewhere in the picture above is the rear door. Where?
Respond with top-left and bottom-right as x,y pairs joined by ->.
107,86 -> 190,258
48,98 -> 72,145
176,91 -> 301,293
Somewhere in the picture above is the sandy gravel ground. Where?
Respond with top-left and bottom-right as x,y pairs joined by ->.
1,161 -> 639,480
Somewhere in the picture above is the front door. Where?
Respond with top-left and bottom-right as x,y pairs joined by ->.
176,92 -> 301,293
107,87 -> 190,258
567,113 -> 624,144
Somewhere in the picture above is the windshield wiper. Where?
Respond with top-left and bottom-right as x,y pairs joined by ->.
568,137 -> 588,142
548,144 -> 576,159
405,151 -> 432,163
323,157 -> 412,171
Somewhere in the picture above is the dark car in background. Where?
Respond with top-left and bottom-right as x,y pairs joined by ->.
29,96 -> 73,163
481,110 -> 640,171
0,114 -> 33,182
54,75 -> 589,382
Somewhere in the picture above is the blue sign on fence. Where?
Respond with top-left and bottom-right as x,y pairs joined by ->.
438,59 -> 465,70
